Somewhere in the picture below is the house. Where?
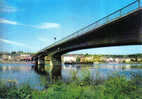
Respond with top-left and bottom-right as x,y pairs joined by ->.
2,54 -> 11,60
20,54 -> 32,61
63,55 -> 77,63
62,54 -> 83,63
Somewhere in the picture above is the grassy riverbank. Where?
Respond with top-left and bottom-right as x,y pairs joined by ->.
0,72 -> 142,99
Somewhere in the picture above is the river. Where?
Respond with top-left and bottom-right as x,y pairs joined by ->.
0,63 -> 142,89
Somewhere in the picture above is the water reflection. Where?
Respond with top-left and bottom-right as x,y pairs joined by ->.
0,65 -> 31,72
62,63 -> 142,81
0,63 -> 45,89
0,63 -> 142,89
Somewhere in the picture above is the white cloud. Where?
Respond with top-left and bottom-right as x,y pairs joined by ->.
0,18 -> 18,25
35,22 -> 60,29
0,5 -> 17,13
0,18 -> 60,30
0,38 -> 31,48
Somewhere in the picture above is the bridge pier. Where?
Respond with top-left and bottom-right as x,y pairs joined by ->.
34,58 -> 38,70
38,57 -> 45,72
33,56 -> 45,72
50,55 -> 62,79
33,55 -> 62,79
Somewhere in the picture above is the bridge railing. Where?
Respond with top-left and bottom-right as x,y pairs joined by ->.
38,0 -> 142,54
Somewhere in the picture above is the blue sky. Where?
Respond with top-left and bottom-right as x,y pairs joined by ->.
0,0 -> 141,55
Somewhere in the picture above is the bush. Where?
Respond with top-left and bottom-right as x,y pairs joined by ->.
1,72 -> 142,99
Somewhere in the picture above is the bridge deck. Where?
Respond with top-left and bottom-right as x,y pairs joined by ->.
33,0 -> 142,58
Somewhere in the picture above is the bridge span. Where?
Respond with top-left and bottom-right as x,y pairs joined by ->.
32,0 -> 142,78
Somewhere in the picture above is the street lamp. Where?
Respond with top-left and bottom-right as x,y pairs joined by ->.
54,37 -> 56,41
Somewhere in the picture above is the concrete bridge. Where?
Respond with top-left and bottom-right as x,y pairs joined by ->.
32,0 -> 142,78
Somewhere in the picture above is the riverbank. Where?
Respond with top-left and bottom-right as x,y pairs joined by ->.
0,72 -> 142,99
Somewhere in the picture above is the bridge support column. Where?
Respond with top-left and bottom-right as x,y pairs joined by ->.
50,55 -> 62,79
38,57 -> 45,72
34,58 -> 38,70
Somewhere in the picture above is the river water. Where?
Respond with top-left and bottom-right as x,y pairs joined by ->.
0,63 -> 142,89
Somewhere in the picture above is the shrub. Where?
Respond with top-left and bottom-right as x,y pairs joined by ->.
1,72 -> 142,99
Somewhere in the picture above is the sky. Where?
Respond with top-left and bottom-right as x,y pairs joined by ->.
0,0 -> 141,55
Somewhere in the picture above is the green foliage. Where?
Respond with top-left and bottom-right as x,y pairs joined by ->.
0,81 -> 32,99
0,73 -> 142,98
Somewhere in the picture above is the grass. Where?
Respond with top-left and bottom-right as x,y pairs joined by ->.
0,72 -> 142,99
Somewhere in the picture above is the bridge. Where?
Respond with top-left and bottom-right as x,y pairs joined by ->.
32,0 -> 142,78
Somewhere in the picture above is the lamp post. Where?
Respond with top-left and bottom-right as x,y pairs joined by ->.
54,37 -> 56,41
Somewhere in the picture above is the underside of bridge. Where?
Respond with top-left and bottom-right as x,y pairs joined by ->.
33,8 -> 142,78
